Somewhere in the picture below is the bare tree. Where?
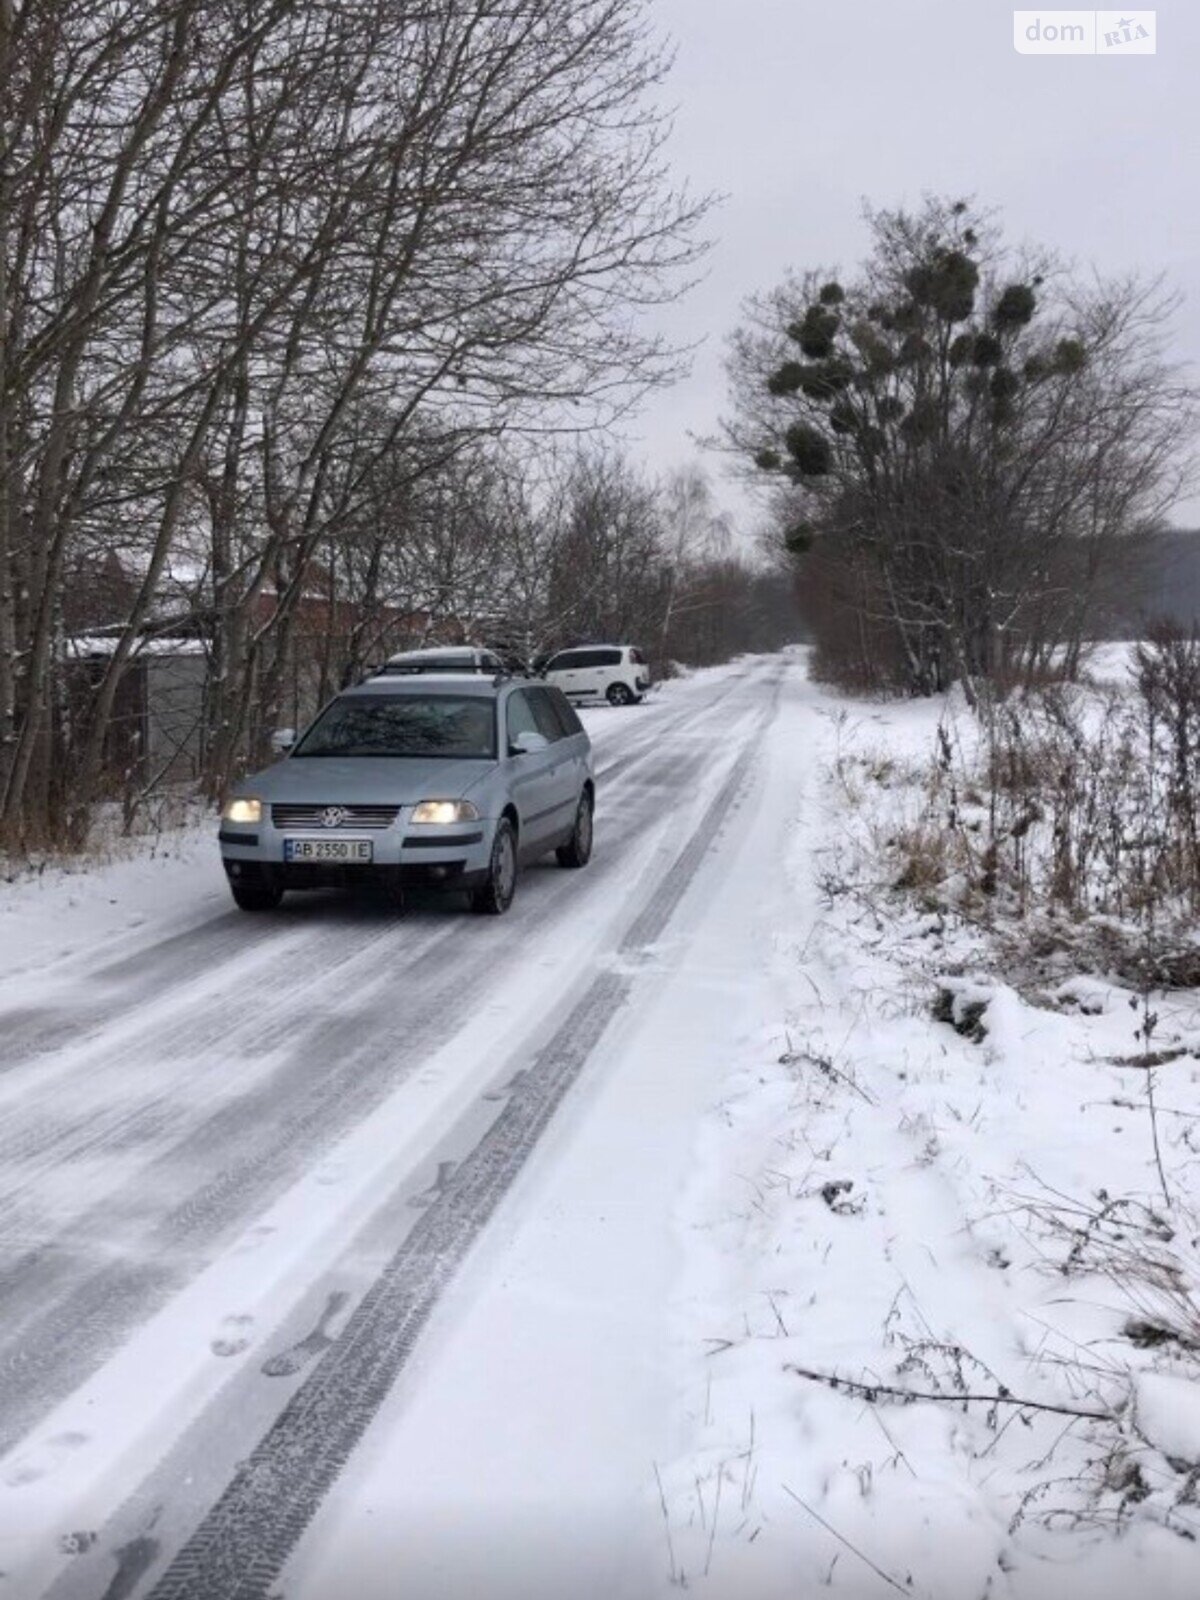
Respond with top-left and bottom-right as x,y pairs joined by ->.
725,197 -> 1196,701
656,462 -> 732,660
0,0 -> 712,843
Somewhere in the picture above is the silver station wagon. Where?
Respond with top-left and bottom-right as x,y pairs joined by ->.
218,674 -> 594,915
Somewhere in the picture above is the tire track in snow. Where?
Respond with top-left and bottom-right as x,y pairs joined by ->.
0,674 -> 739,1079
0,681 -> 738,1239
0,909 -> 397,1085
0,912 -> 423,1195
0,916 -> 302,1073
0,679 -> 745,1251
585,670 -> 747,785
0,676 -> 772,1457
135,675 -> 779,1600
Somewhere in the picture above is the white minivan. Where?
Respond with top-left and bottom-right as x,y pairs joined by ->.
542,644 -> 650,706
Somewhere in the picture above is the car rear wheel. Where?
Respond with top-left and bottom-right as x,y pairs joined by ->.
556,790 -> 593,868
471,819 -> 518,915
230,882 -> 283,912
606,681 -> 634,707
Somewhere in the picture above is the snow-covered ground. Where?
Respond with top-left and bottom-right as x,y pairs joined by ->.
654,681 -> 1200,1600
1,653 -> 1198,1600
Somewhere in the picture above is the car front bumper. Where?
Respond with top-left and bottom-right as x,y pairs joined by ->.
218,813 -> 496,892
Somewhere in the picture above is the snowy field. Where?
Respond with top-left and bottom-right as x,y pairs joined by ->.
0,652 -> 1198,1600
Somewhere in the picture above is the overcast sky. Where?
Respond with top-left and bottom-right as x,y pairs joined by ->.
628,0 -> 1199,533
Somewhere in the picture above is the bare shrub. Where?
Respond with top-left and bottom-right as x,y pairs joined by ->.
891,819 -> 959,896
875,633 -> 1200,981
1134,621 -> 1200,896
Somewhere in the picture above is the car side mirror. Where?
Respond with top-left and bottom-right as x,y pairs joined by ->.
510,730 -> 549,757
271,727 -> 296,754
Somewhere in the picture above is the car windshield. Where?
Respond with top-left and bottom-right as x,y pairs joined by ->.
293,695 -> 496,759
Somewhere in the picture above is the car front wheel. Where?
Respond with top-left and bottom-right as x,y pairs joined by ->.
230,882 -> 283,912
556,790 -> 593,868
471,819 -> 518,915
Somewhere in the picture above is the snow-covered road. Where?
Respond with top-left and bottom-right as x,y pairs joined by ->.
10,654 -> 1195,1600
0,654 -> 816,1600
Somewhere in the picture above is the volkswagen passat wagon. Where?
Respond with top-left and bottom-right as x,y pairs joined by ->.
219,675 -> 593,915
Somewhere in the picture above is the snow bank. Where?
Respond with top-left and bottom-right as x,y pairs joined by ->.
1136,1372 -> 1200,1466
661,667 -> 1200,1600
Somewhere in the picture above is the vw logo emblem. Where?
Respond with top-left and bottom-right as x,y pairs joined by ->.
321,806 -> 349,829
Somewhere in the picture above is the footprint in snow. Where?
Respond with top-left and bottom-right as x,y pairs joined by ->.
484,1071 -> 527,1103
232,1223 -> 277,1255
58,1531 -> 97,1555
261,1290 -> 350,1379
210,1313 -> 254,1358
4,1430 -> 88,1488
408,1161 -> 457,1209
103,1531 -> 161,1599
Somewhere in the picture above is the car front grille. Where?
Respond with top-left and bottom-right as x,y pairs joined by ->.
271,803 -> 401,831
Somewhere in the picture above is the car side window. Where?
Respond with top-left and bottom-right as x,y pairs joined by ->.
596,648 -> 622,667
528,687 -> 565,743
506,690 -> 540,748
546,652 -> 578,673
544,686 -> 583,737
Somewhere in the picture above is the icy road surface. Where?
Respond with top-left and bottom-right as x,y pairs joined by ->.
0,654 -> 805,1600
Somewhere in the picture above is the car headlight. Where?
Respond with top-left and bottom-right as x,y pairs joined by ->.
223,796 -> 263,825
410,800 -> 480,825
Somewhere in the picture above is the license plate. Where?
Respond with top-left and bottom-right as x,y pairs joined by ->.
284,838 -> 373,863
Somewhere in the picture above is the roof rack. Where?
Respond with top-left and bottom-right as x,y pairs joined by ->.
490,666 -> 541,687
374,659 -> 491,677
